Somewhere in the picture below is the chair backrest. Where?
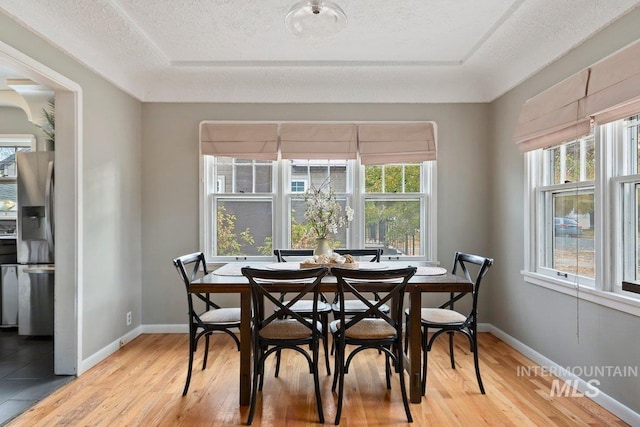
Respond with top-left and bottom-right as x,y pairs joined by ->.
242,266 -> 328,336
173,252 -> 220,314
274,248 -> 382,263
449,251 -> 494,318
334,248 -> 382,262
332,266 -> 416,337
274,249 -> 314,262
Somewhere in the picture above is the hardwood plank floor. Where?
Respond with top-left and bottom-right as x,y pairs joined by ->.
7,333 -> 628,426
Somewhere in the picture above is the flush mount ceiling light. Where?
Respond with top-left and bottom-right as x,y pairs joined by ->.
285,0 -> 347,38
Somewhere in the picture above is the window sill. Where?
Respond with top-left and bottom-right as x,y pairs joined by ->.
521,271 -> 640,318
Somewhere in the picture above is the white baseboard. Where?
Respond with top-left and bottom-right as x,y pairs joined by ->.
485,324 -> 640,426
78,326 -> 143,375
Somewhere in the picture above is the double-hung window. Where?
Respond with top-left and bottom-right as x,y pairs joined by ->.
201,122 -> 437,263
529,135 -> 596,285
525,112 -> 640,312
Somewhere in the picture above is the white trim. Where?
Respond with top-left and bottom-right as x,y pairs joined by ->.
0,40 -> 83,376
0,134 -> 35,148
78,327 -> 143,375
522,271 -> 640,317
486,324 -> 640,427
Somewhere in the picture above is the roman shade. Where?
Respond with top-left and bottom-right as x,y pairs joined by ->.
201,123 -> 278,160
357,123 -> 436,165
584,40 -> 640,124
513,69 -> 591,152
279,123 -> 357,160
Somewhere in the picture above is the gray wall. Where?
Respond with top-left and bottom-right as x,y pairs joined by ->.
141,103 -> 491,324
0,106 -> 39,136
0,11 -> 143,359
489,8 -> 640,413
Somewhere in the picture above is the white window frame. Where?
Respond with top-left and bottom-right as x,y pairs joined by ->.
523,119 -> 640,318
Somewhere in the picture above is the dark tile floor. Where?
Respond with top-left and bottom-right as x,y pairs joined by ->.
0,329 -> 73,426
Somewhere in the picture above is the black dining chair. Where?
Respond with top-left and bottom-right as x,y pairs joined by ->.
272,249 -> 332,376
242,266 -> 328,425
172,252 -> 241,396
411,251 -> 493,395
330,266 -> 416,425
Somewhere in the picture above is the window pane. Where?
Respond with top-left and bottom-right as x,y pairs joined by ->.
0,182 -> 17,211
547,136 -> 594,185
547,191 -> 595,278
214,157 -> 273,194
0,148 -> 16,177
216,199 -> 272,256
384,165 -> 403,193
365,166 -> 382,192
624,115 -> 640,173
255,164 -> 273,193
364,199 -> 421,256
289,160 -> 348,193
365,164 -> 421,193
290,197 -> 349,249
622,183 -> 640,284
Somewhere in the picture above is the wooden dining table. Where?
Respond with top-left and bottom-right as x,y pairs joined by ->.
189,261 -> 472,406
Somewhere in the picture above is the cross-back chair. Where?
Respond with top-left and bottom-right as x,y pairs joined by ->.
330,266 -> 416,425
242,266 -> 328,425
172,252 -> 241,396
411,251 -> 493,396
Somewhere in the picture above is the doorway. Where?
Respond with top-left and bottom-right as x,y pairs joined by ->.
0,40 -> 81,379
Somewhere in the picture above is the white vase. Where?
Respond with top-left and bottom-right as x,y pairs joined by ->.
313,238 -> 333,256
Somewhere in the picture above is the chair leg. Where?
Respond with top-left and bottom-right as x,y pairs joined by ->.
448,331 -> 455,369
322,312 -> 331,376
396,343 -> 413,423
312,343 -> 325,424
385,353 -> 391,390
331,339 -> 340,392
335,347 -> 345,425
471,329 -> 485,394
202,333 -> 210,370
182,326 -> 196,396
421,328 -> 428,396
246,344 -> 262,425
274,349 -> 281,378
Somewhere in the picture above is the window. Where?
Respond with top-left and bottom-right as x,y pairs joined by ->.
0,135 -> 34,220
203,157 -> 436,261
525,112 -> 640,309
290,180 -> 307,193
537,136 -> 596,284
206,157 -> 274,258
618,115 -> 640,295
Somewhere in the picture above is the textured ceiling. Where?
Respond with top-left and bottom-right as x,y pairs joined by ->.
1,0 -> 639,103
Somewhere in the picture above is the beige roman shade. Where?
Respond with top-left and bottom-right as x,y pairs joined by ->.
585,40 -> 640,124
513,69 -> 591,152
279,123 -> 357,159
201,123 -> 278,160
357,123 -> 436,165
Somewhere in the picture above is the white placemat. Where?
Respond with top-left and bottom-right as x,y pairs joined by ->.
212,264 -> 244,276
415,266 -> 447,276
264,262 -> 302,270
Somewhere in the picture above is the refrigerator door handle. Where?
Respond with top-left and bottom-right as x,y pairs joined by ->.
44,160 -> 54,256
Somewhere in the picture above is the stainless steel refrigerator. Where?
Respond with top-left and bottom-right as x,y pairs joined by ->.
16,151 -> 55,336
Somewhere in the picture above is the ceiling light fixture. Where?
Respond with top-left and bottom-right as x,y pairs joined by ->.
285,0 -> 347,38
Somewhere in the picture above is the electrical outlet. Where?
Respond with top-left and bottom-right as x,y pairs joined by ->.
126,311 -> 132,326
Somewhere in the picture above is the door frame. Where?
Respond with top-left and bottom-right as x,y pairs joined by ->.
0,40 -> 82,375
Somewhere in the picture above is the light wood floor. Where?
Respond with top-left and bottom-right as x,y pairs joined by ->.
8,333 -> 627,426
